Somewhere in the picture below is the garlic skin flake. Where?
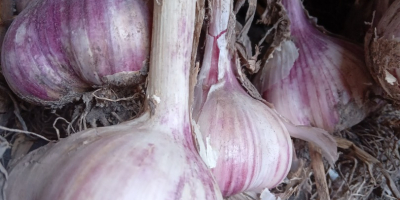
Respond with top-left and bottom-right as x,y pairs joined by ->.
205,136 -> 219,169
384,70 -> 397,85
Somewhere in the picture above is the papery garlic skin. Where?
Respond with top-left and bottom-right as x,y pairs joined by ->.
254,0 -> 379,133
1,0 -> 151,106
365,0 -> 400,101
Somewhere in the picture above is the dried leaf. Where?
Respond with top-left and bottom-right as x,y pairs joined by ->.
309,143 -> 330,200
0,136 -> 9,200
335,136 -> 400,199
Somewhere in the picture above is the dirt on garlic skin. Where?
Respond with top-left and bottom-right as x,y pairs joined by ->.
335,94 -> 384,132
102,70 -> 147,88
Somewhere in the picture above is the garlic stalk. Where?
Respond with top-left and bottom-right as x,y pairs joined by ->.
5,1 -> 223,199
193,0 -> 292,197
253,0 -> 380,133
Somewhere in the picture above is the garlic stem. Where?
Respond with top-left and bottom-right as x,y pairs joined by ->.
194,0 -> 233,120
146,0 -> 194,137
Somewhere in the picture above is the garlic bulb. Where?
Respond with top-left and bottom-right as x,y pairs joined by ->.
194,60 -> 292,196
253,0 -> 380,133
365,0 -> 400,101
193,0 -> 292,197
1,0 -> 152,106
5,1 -> 223,199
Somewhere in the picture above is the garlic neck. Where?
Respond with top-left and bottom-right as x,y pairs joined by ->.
145,0 -> 195,140
282,0 -> 319,36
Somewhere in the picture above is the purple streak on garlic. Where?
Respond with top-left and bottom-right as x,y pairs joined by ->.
5,1 -> 223,199
253,0 -> 379,133
193,0 -> 292,197
1,0 -> 151,105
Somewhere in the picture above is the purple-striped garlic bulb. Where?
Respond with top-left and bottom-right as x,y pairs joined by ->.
193,0 -> 292,197
253,0 -> 381,133
1,0 -> 152,106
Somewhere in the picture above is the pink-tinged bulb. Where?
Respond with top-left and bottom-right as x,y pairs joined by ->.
254,0 -> 380,133
193,27 -> 293,195
195,75 -> 292,197
1,0 -> 152,106
6,122 -> 223,200
193,0 -> 292,196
